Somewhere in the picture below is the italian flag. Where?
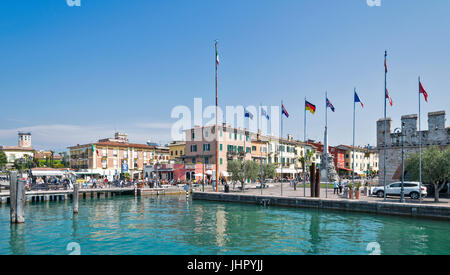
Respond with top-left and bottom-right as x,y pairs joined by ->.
216,48 -> 219,66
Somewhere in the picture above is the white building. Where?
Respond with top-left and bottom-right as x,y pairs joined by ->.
0,132 -> 34,168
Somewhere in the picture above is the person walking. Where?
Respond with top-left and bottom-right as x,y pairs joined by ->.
333,181 -> 339,195
338,179 -> 343,194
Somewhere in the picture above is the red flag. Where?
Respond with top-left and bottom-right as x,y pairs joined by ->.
385,89 -> 393,106
384,58 -> 388,73
419,81 -> 428,102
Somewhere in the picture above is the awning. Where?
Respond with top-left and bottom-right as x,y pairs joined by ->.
276,168 -> 301,174
32,170 -> 67,177
221,171 -> 230,177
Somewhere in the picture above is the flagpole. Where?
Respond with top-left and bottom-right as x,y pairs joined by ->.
280,100 -> 283,197
325,92 -> 328,198
260,103 -> 263,196
352,88 -> 356,187
383,50 -> 387,201
303,97 -> 306,197
419,76 -> 422,203
215,41 -> 219,192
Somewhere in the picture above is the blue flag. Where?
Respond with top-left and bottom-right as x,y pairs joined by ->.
261,108 -> 269,120
354,91 -> 364,108
326,98 -> 335,112
244,108 -> 253,119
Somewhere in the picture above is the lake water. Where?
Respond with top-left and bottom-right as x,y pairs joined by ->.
0,195 -> 449,255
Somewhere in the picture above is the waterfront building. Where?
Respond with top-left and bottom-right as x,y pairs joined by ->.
0,132 -> 34,168
184,124 -> 260,179
335,145 -> 379,177
143,163 -> 207,182
68,133 -> 169,180
377,110 -> 449,184
168,141 -> 185,161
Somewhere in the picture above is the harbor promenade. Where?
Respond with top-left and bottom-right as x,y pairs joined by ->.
193,183 -> 450,220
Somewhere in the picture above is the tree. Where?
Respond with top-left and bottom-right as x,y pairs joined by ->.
0,151 -> 7,169
244,160 -> 260,182
262,163 -> 276,181
59,152 -> 69,168
406,146 -> 450,202
299,149 -> 315,178
227,159 -> 244,190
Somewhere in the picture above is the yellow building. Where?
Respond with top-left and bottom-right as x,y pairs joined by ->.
168,141 -> 185,161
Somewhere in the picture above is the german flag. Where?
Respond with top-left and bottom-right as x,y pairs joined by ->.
305,100 -> 316,114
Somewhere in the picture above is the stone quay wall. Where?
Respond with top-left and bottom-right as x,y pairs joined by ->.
192,192 -> 450,220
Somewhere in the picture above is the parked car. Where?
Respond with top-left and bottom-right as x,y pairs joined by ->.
372,182 -> 427,200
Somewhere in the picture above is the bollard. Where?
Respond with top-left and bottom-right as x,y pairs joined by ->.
73,183 -> 79,214
10,172 -> 17,223
16,180 -> 26,223
310,163 -> 316,197
315,168 -> 321,198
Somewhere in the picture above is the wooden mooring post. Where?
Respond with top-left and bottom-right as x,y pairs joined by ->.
73,183 -> 79,214
10,171 -> 25,223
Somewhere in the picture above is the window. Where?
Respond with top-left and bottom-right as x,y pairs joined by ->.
252,146 -> 257,151
113,149 -> 118,157
191,145 -> 197,152
220,129 -> 223,137
203,144 -> 210,151
102,149 -> 107,157
124,151 -> 128,158
220,158 -> 223,165
113,159 -> 118,169
220,144 -> 223,151
102,159 -> 107,169
246,147 -> 251,153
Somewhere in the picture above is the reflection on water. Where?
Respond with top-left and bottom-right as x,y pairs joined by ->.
0,195 -> 449,255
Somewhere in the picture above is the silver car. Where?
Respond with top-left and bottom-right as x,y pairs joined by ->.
372,182 -> 427,200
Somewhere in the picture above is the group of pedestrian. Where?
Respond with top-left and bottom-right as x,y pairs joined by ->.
333,179 -> 344,195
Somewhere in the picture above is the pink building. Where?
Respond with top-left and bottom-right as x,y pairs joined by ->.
184,124 -> 258,179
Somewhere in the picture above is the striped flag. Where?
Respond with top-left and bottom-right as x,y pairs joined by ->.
282,104 -> 289,118
354,91 -> 364,108
384,58 -> 388,73
305,101 -> 316,114
385,89 -> 393,106
216,45 -> 220,66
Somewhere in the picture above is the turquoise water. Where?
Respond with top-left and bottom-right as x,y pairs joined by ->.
0,195 -> 449,255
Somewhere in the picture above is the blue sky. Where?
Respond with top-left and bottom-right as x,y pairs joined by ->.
0,0 -> 449,152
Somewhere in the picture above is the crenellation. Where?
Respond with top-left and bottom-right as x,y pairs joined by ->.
377,111 -> 449,184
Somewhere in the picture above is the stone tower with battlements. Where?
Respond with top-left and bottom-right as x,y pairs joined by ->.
376,111 -> 449,184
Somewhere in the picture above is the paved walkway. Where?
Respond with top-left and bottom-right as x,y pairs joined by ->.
196,183 -> 450,207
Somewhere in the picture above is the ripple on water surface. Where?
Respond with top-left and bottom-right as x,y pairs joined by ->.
0,196 -> 449,255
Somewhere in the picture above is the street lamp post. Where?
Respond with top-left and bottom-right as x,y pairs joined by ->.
394,123 -> 406,203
